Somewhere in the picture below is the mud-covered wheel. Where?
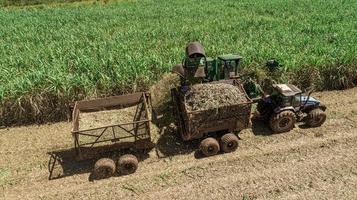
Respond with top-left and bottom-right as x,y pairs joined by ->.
306,108 -> 326,127
269,110 -> 296,133
94,158 -> 116,179
220,133 -> 239,153
117,154 -> 138,175
200,137 -> 220,157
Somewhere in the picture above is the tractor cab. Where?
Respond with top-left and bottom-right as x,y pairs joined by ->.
271,84 -> 303,109
217,54 -> 242,79
205,54 -> 242,81
271,84 -> 324,110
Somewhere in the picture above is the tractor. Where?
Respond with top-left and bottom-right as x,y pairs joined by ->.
257,84 -> 327,133
172,42 -> 263,99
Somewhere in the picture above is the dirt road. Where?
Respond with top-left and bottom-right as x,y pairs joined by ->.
1,87 -> 357,200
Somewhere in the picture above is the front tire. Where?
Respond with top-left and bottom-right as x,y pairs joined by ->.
306,109 -> 326,127
269,110 -> 295,133
200,137 -> 220,157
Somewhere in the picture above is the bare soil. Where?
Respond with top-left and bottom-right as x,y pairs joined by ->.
0,87 -> 357,200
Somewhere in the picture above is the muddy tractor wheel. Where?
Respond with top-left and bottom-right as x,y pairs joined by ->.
200,137 -> 220,157
117,154 -> 138,175
94,158 -> 116,179
306,109 -> 327,127
220,133 -> 239,153
269,110 -> 296,133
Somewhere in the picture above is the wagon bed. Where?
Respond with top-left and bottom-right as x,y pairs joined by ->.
71,92 -> 152,160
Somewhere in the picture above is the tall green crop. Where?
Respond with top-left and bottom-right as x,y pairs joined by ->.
0,0 -> 357,125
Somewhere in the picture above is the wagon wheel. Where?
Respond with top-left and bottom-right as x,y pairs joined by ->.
269,110 -> 296,133
93,158 -> 116,179
306,108 -> 326,127
117,154 -> 138,175
200,137 -> 220,157
220,133 -> 239,153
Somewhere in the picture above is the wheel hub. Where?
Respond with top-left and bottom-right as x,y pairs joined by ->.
208,146 -> 214,152
125,164 -> 133,170
279,118 -> 291,128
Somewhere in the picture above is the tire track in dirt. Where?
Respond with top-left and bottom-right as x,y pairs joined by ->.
140,132 -> 357,200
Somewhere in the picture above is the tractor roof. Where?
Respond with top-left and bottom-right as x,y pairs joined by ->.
218,54 -> 242,61
273,84 -> 302,96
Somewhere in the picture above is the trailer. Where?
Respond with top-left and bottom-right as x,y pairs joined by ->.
171,79 -> 253,157
71,92 -> 153,178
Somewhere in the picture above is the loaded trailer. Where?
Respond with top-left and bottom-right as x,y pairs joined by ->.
171,79 -> 253,156
71,92 -> 153,178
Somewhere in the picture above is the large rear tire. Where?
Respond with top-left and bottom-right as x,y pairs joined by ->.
220,133 -> 239,153
306,108 -> 326,127
94,158 -> 116,179
117,154 -> 138,175
200,137 -> 220,157
269,110 -> 295,133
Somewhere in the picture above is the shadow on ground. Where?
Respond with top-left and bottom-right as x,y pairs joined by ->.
48,148 -> 92,180
251,117 -> 312,135
251,118 -> 273,136
48,145 -> 151,181
151,101 -> 198,158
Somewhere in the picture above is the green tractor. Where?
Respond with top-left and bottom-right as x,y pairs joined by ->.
257,84 -> 327,133
172,42 -> 263,99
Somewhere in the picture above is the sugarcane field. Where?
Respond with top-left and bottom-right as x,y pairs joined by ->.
0,0 -> 357,199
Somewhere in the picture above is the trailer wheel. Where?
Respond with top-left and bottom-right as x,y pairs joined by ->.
94,158 -> 116,179
306,108 -> 326,127
220,133 -> 239,153
118,154 -> 138,175
200,137 -> 220,157
269,110 -> 295,133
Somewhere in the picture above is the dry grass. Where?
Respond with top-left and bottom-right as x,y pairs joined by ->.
149,73 -> 180,111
